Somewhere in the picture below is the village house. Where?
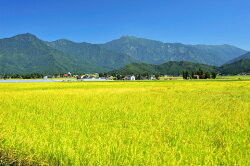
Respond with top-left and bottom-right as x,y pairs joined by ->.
83,75 -> 88,79
106,76 -> 113,80
141,76 -> 148,80
63,74 -> 69,77
122,75 -> 136,80
122,76 -> 128,80
128,75 -> 136,80
76,75 -> 83,79
150,75 -> 155,80
193,75 -> 199,79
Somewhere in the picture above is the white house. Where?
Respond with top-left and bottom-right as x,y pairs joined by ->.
150,75 -> 155,80
128,75 -> 136,80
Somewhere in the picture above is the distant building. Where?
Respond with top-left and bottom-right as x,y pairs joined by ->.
193,75 -> 199,79
122,75 -> 136,80
83,75 -> 88,79
150,75 -> 155,80
141,77 -> 148,80
128,75 -> 136,80
63,74 -> 69,77
77,75 -> 83,79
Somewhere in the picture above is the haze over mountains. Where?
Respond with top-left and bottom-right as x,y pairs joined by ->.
0,33 -> 249,74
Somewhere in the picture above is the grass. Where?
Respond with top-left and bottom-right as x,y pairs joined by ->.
217,75 -> 250,80
159,76 -> 183,80
0,77 -> 76,80
0,80 -> 249,165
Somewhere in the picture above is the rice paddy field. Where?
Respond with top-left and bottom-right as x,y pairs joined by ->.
0,79 -> 249,165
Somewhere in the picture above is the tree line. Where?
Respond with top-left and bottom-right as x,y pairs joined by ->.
0,73 -> 46,79
0,73 -> 70,79
182,69 -> 217,79
100,73 -> 161,80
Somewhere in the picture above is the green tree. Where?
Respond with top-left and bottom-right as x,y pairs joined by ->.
211,72 -> 217,79
182,71 -> 186,79
191,71 -> 195,79
136,74 -> 142,80
155,73 -> 160,80
204,72 -> 211,79
117,75 -> 121,80
198,68 -> 204,79
183,71 -> 189,79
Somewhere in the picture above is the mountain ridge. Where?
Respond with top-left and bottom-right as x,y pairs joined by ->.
220,59 -> 250,75
110,61 -> 219,75
47,39 -> 137,71
0,33 -> 85,74
110,59 -> 250,75
102,36 -> 247,66
225,52 -> 250,64
0,33 -> 248,74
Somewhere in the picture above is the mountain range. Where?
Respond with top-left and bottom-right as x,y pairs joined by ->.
0,34 -> 82,74
0,33 -> 249,74
0,34 -> 137,74
102,36 -> 246,66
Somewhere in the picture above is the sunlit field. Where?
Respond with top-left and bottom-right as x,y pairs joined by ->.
0,80 -> 249,165
217,75 -> 250,80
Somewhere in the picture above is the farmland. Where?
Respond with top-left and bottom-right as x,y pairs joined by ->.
0,80 -> 249,165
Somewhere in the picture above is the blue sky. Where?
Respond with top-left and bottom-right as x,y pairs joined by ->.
0,0 -> 249,50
